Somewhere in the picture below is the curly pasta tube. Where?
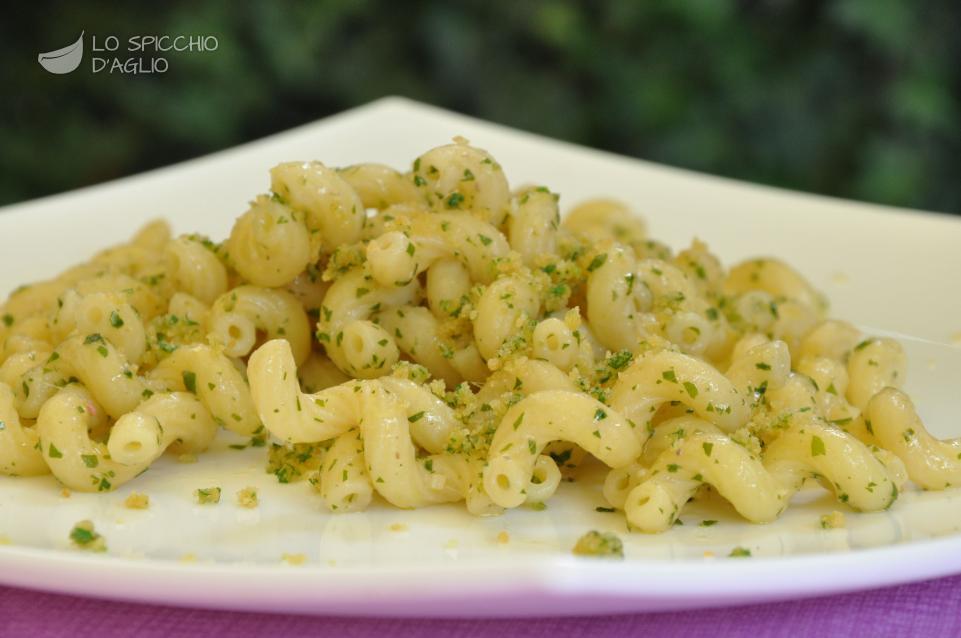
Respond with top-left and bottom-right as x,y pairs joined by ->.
562,199 -> 647,248
376,306 -> 461,386
475,358 -> 576,404
626,416 -> 897,532
425,258 -> 471,319
48,289 -> 146,368
337,163 -> 422,210
474,275 -> 540,360
586,243 -> 650,352
248,339 -> 364,444
164,235 -> 229,305
509,187 -> 559,266
725,258 -> 827,317
270,161 -> 366,254
484,390 -> 643,508
35,385 -> 144,491
359,385 -> 464,508
847,338 -> 906,410
106,392 -> 217,466
366,213 -> 510,289
798,320 -> 861,362
411,141 -> 510,226
208,286 -> 312,365
0,382 -> 47,476
316,429 -> 373,512
149,344 -> 260,436
378,376 -> 459,454
17,334 -> 144,420
227,195 -> 313,288
608,349 -> 750,435
315,269 -> 417,378
866,388 -> 961,490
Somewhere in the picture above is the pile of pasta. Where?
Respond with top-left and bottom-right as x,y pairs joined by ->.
1,138 -> 958,533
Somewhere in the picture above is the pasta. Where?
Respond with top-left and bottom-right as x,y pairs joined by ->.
0,136 -> 955,542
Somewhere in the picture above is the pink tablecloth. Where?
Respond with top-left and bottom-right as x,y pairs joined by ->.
3,575 -> 959,637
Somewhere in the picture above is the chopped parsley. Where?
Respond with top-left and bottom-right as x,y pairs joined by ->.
69,520 -> 106,552
182,370 -> 197,393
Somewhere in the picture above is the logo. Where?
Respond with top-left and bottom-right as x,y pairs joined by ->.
38,31 -> 84,74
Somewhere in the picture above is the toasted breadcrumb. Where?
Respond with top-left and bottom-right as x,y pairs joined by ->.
496,531 -> 510,544
389,523 -> 408,532
195,487 -> 221,504
236,486 -> 258,508
124,492 -> 150,509
572,530 -> 623,558
282,553 -> 306,566
820,510 -> 846,529
60,488 -> 71,498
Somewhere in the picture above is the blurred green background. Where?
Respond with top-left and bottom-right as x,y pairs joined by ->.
3,0 -> 959,213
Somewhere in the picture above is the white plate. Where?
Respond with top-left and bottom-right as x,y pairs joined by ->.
1,97 -> 960,617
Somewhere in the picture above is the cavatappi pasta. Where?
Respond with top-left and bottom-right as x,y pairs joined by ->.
0,138 -> 954,534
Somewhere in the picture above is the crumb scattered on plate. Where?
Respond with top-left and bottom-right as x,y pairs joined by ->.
236,486 -> 258,508
820,510 -> 846,529
282,553 -> 306,566
388,523 -> 408,532
69,520 -> 106,552
496,531 -> 510,544
178,453 -> 198,464
60,488 -> 71,498
195,487 -> 221,504
124,492 -> 150,509
572,530 -> 624,559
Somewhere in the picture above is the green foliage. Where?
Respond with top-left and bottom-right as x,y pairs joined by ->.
2,0 -> 959,213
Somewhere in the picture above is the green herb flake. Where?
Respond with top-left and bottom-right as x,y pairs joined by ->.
729,547 -> 752,558
683,382 -> 699,399
587,253 -> 608,272
811,435 -> 826,457
69,520 -> 106,552
408,411 -> 425,423
109,311 -> 125,328
606,350 -> 633,370
48,443 -> 63,459
182,370 -> 197,394
81,454 -> 99,468
446,192 -> 465,208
